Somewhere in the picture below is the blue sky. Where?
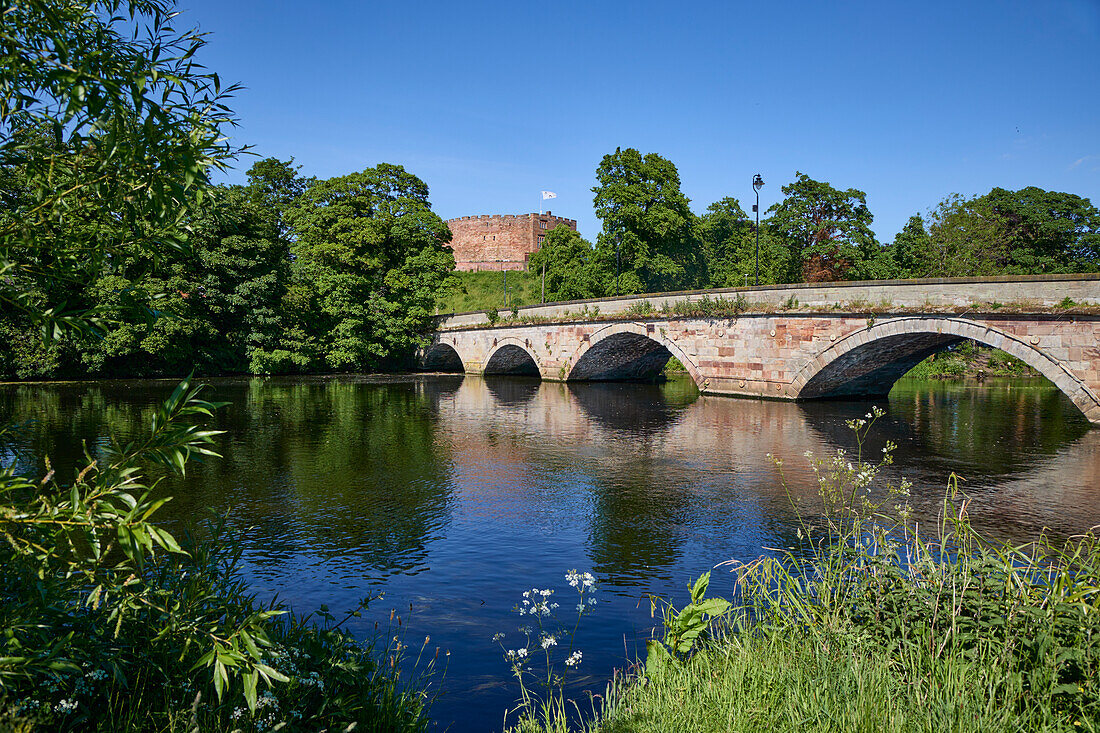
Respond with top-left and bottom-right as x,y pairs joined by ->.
181,0 -> 1100,242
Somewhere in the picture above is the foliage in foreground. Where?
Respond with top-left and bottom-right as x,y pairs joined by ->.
510,410 -> 1100,732
0,0 -> 239,343
0,380 -> 437,731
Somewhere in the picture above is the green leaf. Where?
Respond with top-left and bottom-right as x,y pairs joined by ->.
689,572 -> 711,604
253,663 -> 290,683
645,639 -> 675,682
243,670 -> 258,711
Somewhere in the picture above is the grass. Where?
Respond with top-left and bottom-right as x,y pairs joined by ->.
507,412 -> 1100,733
437,270 -> 544,314
585,628 -> 1063,733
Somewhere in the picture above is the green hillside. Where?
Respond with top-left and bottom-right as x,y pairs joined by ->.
437,270 -> 546,314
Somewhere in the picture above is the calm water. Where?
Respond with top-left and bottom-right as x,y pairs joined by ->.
2,375 -> 1098,730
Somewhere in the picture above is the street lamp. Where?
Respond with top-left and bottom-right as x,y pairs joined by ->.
616,228 -> 621,297
753,174 -> 764,286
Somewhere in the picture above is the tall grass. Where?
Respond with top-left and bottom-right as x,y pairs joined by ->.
509,408 -> 1100,732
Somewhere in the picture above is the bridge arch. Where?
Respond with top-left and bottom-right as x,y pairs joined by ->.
564,322 -> 704,387
484,337 -> 542,377
420,341 -> 465,373
791,316 -> 1100,420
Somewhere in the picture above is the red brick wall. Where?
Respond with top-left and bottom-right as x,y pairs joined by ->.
447,212 -> 577,271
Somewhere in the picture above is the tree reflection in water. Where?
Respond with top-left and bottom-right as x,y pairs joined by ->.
2,374 -> 1097,732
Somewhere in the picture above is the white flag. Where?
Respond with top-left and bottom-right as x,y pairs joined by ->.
541,191 -> 557,200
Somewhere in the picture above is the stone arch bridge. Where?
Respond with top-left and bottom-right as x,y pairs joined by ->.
420,275 -> 1100,425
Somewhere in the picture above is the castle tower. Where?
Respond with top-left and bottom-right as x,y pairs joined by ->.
445,212 -> 577,272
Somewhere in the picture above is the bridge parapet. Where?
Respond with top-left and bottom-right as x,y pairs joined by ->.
437,274 -> 1100,330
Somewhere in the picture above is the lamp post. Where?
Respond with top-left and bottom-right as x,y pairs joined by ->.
753,174 -> 764,286
615,230 -> 621,297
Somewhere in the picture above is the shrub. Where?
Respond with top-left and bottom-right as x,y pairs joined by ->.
0,379 -> 438,731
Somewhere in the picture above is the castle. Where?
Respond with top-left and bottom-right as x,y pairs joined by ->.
446,212 -> 577,271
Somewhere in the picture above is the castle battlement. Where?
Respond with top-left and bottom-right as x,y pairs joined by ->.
445,212 -> 577,227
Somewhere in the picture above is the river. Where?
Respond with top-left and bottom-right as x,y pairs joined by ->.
2,375 -> 1097,730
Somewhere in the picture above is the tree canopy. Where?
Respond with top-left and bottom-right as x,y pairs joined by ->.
912,187 -> 1100,277
766,173 -> 879,282
264,164 -> 455,373
592,148 -> 705,294
0,153 -> 460,379
0,0 -> 239,337
528,224 -> 604,301
698,197 -> 789,287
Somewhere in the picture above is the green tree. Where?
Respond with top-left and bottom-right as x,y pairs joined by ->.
767,172 -> 878,282
270,164 -> 455,372
888,215 -> 929,279
45,182 -> 289,377
244,157 -> 313,239
913,193 -> 998,277
916,187 -> 1100,277
184,186 -> 291,370
527,225 -> 604,301
0,0 -> 238,337
984,187 -> 1100,273
592,148 -> 704,294
698,197 -> 790,287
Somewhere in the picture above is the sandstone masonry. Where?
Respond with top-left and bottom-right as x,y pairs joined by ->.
421,275 -> 1100,425
447,212 -> 577,271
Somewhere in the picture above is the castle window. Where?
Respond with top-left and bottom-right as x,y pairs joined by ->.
537,235 -> 545,245
540,221 -> 548,229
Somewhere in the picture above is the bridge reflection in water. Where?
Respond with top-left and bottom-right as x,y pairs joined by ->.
2,374 -> 1097,732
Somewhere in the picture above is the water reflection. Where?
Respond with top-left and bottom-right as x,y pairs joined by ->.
484,376 -> 541,407
566,380 -> 695,435
1,375 -> 1097,731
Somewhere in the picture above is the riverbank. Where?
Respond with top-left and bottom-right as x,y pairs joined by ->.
512,526 -> 1100,733
508,418 -> 1100,733
0,380 -> 442,732
905,340 -> 1038,379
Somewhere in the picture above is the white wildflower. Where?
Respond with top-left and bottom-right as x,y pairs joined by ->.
53,699 -> 78,714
